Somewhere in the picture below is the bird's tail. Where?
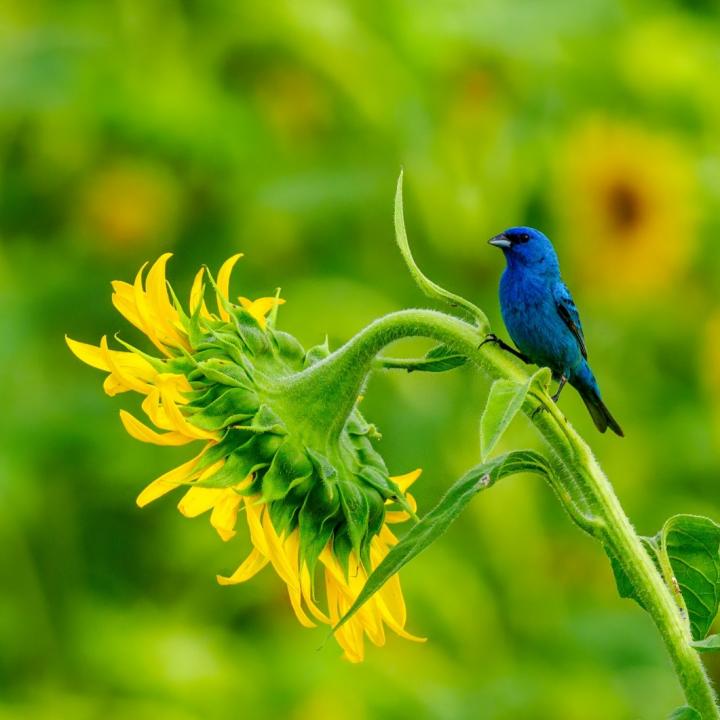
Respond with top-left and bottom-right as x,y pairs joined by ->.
572,363 -> 624,437
580,391 -> 624,437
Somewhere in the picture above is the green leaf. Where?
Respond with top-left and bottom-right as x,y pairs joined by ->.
332,450 -> 550,636
605,537 -> 661,611
661,514 -> 720,641
480,376 -> 533,460
690,634 -> 720,653
606,514 -> 720,642
380,344 -> 468,373
669,707 -> 702,720
394,170 -> 488,329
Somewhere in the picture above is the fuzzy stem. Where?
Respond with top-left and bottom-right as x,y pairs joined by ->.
280,308 -> 719,718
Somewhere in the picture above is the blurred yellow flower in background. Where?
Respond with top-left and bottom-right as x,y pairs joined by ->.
79,162 -> 181,255
555,119 -> 698,297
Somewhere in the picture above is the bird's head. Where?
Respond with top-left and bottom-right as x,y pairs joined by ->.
488,226 -> 559,271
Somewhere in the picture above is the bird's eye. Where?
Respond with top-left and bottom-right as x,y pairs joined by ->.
515,233 -> 530,244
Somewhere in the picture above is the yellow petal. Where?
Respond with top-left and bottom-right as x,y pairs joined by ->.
238,296 -> 285,330
385,492 -> 417,524
261,511 -> 299,588
326,573 -> 365,662
136,452 -> 204,507
244,498 -> 270,556
284,531 -> 331,624
100,336 -> 154,395
145,253 -> 188,350
210,490 -> 243,541
111,280 -> 143,330
189,267 -> 212,319
390,468 -> 422,493
177,486 -> 224,518
216,253 -> 243,320
145,253 -> 175,321
103,374 -> 127,397
65,336 -> 111,371
120,410 -> 192,446
160,386 -> 217,440
132,263 -> 170,356
217,547 -> 269,585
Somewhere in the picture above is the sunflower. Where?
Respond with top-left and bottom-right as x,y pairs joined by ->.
66,254 -> 423,662
554,119 -> 697,297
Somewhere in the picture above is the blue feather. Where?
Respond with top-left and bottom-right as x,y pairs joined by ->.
490,227 -> 623,437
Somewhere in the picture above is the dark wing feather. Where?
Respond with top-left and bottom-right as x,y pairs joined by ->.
554,282 -> 587,360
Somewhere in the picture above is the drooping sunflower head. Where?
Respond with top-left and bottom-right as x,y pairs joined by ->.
67,253 -> 422,662
554,118 -> 698,297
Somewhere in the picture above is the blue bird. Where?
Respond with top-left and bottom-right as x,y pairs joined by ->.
486,226 -> 624,437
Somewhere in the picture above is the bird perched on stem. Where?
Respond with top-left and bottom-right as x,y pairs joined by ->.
486,226 -> 623,437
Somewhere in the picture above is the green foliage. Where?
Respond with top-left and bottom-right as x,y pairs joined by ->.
608,515 -> 720,643
669,708 -> 702,720
5,0 -> 720,716
393,170 -> 489,329
333,450 -> 551,635
379,344 -> 468,373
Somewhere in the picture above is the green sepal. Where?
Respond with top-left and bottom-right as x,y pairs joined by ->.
186,387 -> 260,431
336,474 -> 370,558
304,338 -> 330,367
192,450 -> 268,491
262,440 -> 314,502
255,431 -> 285,461
332,528 -> 353,578
192,428 -> 254,474
268,493 -> 302,537
299,481 -> 341,579
191,358 -> 250,388
357,466 -> 395,500
306,448 -> 337,483
271,330 -> 306,366
207,329 -> 248,365
359,487 -> 385,568
230,309 -> 270,355
250,405 -> 287,435
346,414 -> 371,436
186,298 -> 208,350
354,437 -> 388,473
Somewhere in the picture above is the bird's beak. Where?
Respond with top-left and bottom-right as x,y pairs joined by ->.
488,234 -> 512,249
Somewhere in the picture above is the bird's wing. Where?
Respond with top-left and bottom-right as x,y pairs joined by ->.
553,282 -> 587,360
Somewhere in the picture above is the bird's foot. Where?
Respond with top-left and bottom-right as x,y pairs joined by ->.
479,334 -> 532,364
551,375 -> 568,404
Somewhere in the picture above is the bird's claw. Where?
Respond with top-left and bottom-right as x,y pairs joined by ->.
478,333 -> 499,349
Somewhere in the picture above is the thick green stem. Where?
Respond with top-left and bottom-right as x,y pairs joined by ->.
280,308 -> 719,718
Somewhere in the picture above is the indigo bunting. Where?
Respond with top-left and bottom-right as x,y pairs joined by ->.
487,227 -> 624,437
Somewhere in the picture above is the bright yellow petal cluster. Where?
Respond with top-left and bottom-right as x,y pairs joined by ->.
67,253 -> 422,663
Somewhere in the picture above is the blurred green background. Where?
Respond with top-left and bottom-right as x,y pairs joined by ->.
2,1 -> 720,718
